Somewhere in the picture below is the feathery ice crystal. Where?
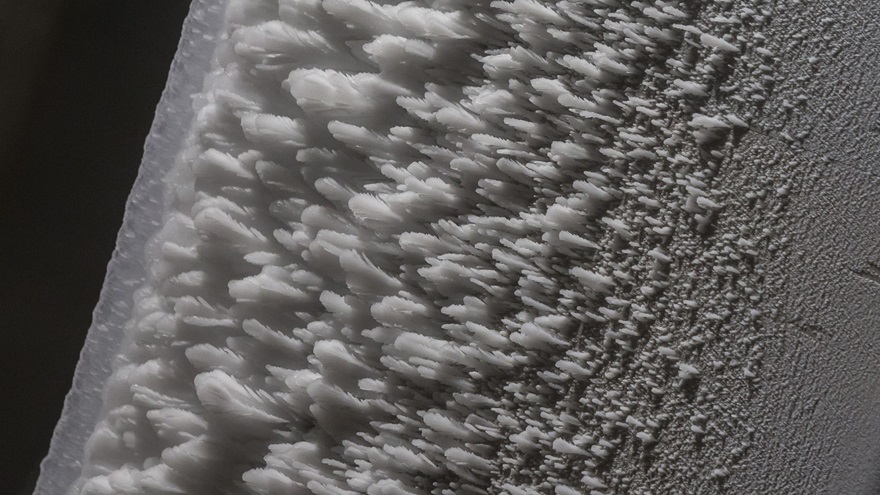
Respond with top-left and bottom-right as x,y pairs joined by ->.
39,0 -> 880,493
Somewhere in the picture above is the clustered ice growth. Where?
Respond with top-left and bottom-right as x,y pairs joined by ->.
73,0 -> 796,493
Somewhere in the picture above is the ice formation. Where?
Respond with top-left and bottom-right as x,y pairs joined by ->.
37,0 -> 880,494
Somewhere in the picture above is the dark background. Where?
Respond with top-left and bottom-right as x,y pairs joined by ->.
0,1 -> 191,492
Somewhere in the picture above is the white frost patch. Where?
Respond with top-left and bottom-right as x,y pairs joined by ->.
50,0 -> 831,494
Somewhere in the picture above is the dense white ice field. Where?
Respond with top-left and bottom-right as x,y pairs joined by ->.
36,0 -> 880,493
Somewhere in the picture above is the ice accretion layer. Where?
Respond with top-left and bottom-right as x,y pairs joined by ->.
38,0 -> 880,494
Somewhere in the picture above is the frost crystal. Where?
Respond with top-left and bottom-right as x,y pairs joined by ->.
38,0 -> 880,494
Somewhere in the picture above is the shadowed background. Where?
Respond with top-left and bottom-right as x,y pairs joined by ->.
0,1 -> 190,492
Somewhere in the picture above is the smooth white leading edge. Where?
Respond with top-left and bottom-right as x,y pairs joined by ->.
38,0 -> 880,494
34,1 -> 228,493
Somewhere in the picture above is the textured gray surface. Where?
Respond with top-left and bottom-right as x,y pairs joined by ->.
733,2 -> 880,492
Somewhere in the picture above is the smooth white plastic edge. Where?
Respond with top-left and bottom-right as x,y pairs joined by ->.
34,1 -> 228,493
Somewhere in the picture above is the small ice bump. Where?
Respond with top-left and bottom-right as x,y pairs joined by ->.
699,33 -> 739,53
677,363 -> 700,380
